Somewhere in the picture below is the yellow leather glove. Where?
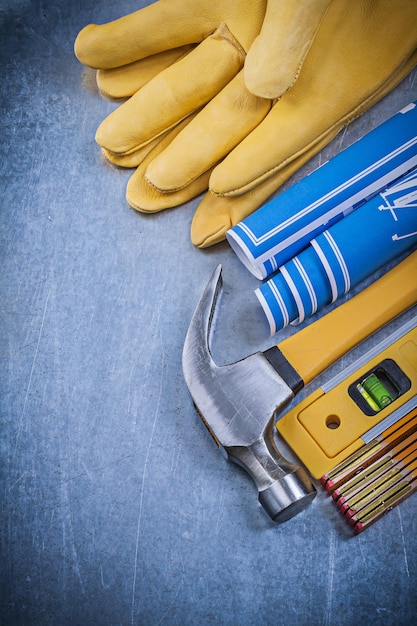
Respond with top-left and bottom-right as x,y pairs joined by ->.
75,1 -> 267,162
191,0 -> 417,246
75,1 -> 417,248
73,0 -> 333,213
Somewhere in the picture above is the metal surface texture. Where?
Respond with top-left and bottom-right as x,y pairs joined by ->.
182,264 -> 316,521
1,1 -> 417,625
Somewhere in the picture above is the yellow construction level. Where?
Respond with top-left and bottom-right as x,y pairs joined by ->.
277,318 -> 417,479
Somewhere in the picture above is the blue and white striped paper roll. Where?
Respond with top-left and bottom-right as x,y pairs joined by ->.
257,168 -> 417,335
227,102 -> 417,280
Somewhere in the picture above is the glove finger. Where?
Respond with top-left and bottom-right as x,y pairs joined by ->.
74,0 -> 266,69
126,116 -> 213,213
191,126 -> 339,248
101,111 -> 203,168
144,71 -> 271,193
244,0 -> 332,98
102,130 -> 173,169
74,1 -> 208,69
210,0 -> 417,197
96,45 -> 195,99
95,25 -> 246,156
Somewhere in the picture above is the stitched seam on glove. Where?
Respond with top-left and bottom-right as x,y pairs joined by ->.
212,23 -> 246,61
144,163 -> 221,193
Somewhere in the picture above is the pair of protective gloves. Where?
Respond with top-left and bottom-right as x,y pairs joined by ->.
75,0 -> 417,248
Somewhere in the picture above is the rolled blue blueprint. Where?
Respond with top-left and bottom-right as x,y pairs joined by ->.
257,168 -> 417,335
227,101 -> 417,280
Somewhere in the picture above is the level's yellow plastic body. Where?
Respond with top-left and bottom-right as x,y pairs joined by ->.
277,324 -> 417,479
278,251 -> 417,385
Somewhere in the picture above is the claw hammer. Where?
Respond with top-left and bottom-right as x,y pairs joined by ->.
182,251 -> 417,522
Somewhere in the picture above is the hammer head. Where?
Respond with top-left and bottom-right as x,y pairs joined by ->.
183,265 -> 316,522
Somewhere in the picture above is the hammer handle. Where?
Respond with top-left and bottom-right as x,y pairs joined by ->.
278,250 -> 417,385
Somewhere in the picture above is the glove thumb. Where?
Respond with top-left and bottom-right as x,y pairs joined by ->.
244,0 -> 331,98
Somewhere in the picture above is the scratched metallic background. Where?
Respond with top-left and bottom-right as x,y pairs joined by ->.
1,1 -> 417,625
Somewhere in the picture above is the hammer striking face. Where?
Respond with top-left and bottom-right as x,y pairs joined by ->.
183,255 -> 417,522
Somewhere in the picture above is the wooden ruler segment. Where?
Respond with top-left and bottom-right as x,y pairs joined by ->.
327,422 -> 417,533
